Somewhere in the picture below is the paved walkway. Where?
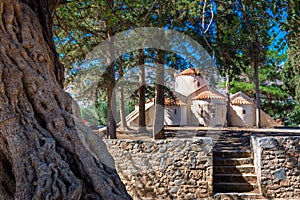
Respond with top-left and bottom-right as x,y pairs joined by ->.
113,126 -> 300,140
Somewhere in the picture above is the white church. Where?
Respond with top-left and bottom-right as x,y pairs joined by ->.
125,68 -> 279,128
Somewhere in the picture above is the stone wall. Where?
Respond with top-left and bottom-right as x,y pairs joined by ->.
252,136 -> 300,199
104,138 -> 213,200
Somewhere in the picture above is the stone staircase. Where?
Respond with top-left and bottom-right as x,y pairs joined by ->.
213,132 -> 263,199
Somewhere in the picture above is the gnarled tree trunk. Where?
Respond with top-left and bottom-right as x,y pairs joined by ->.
0,0 -> 131,199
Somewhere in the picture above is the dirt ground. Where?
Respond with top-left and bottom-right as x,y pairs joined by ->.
95,126 -> 300,140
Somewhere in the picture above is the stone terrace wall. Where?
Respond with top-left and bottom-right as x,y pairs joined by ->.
104,138 -> 213,200
252,136 -> 300,199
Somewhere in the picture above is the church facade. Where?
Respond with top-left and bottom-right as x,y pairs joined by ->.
126,68 -> 279,128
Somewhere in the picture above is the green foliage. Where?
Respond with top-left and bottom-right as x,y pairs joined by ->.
282,0 -> 299,96
230,81 -> 254,97
280,0 -> 300,125
80,105 -> 101,125
214,1 -> 251,74
95,101 -> 108,126
283,37 -> 300,102
284,105 -> 300,126
271,102 -> 300,127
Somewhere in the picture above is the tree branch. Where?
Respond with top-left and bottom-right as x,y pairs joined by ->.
204,2 -> 214,33
202,0 -> 215,59
144,0 -> 157,23
105,0 -> 134,29
58,0 -> 73,6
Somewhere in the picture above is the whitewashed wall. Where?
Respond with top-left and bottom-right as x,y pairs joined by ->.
230,104 -> 255,127
175,75 -> 206,96
164,105 -> 187,126
191,99 -> 226,127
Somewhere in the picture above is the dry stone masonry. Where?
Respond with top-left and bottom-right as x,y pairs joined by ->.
104,138 -> 213,200
104,134 -> 300,199
252,136 -> 300,199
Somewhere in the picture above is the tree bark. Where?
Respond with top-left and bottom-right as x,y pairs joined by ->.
107,73 -> 117,139
0,1 -> 131,199
106,26 -> 117,139
153,50 -> 165,139
117,59 -> 129,132
254,52 -> 261,128
138,50 -> 147,133
119,85 -> 130,131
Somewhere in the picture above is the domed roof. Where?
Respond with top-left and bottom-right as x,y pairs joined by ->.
192,90 -> 225,100
174,68 -> 201,77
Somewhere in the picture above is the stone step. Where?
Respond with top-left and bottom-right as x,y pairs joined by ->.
214,157 -> 253,166
214,173 -> 257,183
214,165 -> 255,174
213,182 -> 259,193
214,150 -> 252,158
215,142 -> 250,146
216,139 -> 249,144
217,138 -> 247,141
215,141 -> 249,145
214,193 -> 264,200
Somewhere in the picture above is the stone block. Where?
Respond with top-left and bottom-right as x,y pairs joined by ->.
258,138 -> 278,149
273,168 -> 286,180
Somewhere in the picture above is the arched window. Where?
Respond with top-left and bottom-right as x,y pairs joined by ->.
197,82 -> 200,87
200,110 -> 204,118
174,109 -> 177,114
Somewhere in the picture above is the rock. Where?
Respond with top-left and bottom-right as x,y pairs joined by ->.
169,186 -> 179,193
273,168 -> 286,180
258,138 -> 278,149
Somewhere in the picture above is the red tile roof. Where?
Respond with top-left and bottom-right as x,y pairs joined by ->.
164,98 -> 186,106
174,68 -> 201,77
230,92 -> 254,105
188,84 -> 209,98
146,98 -> 186,106
231,96 -> 253,105
192,90 -> 225,100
